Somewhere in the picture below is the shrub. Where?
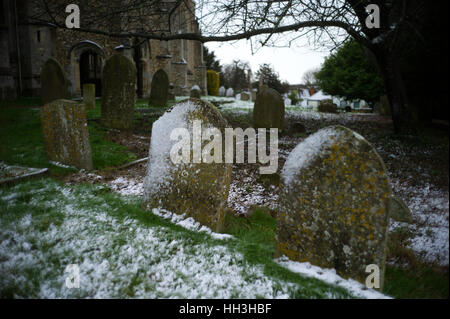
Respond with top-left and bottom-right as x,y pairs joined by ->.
207,70 -> 220,96
288,90 -> 300,105
318,99 -> 338,113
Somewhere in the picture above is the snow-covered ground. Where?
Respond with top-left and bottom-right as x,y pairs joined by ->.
0,180 -> 386,298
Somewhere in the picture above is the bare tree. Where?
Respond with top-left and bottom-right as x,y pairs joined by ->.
302,68 -> 319,88
27,0 -> 437,133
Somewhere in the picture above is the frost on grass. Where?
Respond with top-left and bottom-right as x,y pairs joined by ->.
276,256 -> 391,299
0,179 -> 353,299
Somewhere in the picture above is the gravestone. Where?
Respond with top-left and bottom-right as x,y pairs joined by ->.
278,125 -> 391,289
40,58 -> 68,105
101,54 -> 136,130
284,98 -> 291,106
251,90 -> 257,101
143,98 -> 232,232
241,92 -> 250,101
190,85 -> 201,98
218,86 -> 226,97
83,83 -> 96,109
40,99 -> 93,170
253,85 -> 285,130
149,69 -> 169,107
226,88 -> 234,97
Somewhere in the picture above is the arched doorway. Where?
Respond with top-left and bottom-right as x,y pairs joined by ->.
79,50 -> 102,96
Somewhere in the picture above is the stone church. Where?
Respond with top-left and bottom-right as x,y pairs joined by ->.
0,0 -> 207,100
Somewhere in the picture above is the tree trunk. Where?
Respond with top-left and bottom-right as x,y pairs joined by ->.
374,47 -> 419,134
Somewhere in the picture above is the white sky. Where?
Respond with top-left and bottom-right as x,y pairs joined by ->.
205,39 -> 329,84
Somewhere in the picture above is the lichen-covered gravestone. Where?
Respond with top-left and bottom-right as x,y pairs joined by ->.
143,98 -> 231,232
148,69 -> 169,107
101,54 -> 136,130
40,99 -> 93,170
83,83 -> 96,109
40,58 -> 68,105
278,125 -> 391,289
253,85 -> 285,131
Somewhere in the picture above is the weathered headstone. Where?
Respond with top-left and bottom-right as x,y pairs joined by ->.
251,89 -> 257,101
278,125 -> 391,289
190,85 -> 201,98
226,87 -> 234,97
83,83 -> 96,109
143,98 -> 232,232
241,92 -> 250,101
253,85 -> 285,130
219,86 -> 226,97
40,99 -> 93,170
101,54 -> 136,130
149,69 -> 169,107
40,58 -> 68,105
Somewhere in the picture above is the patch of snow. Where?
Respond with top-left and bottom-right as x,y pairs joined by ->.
108,177 -> 143,196
151,208 -> 233,240
281,127 -> 343,186
276,256 -> 391,299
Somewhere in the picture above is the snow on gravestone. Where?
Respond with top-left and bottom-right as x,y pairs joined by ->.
277,125 -> 391,289
190,85 -> 201,98
240,92 -> 250,101
253,85 -> 285,131
40,58 -> 68,105
40,99 -> 93,170
148,69 -> 170,107
101,54 -> 136,130
218,86 -> 226,96
143,98 -> 232,232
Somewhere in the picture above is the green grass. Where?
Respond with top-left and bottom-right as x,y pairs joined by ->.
0,101 -> 137,176
0,179 -> 354,298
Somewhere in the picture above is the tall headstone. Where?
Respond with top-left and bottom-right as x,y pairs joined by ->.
40,58 -> 68,105
218,86 -> 226,97
83,83 -> 96,109
40,99 -> 93,170
101,54 -> 136,130
253,85 -> 285,130
143,98 -> 232,232
278,125 -> 391,289
148,69 -> 169,107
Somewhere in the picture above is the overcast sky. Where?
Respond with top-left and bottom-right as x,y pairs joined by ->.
205,39 -> 330,85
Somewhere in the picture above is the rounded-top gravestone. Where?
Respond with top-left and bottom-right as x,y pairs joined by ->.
149,69 -> 169,107
40,58 -> 68,105
226,87 -> 234,97
190,85 -> 201,98
101,54 -> 136,130
278,125 -> 391,289
218,86 -> 226,97
253,85 -> 285,130
143,98 -> 232,232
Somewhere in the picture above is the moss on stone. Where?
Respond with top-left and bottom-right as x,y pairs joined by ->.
101,54 -> 136,130
40,58 -> 69,105
253,85 -> 285,131
143,98 -> 232,232
40,99 -> 93,170
148,69 -> 169,107
278,125 -> 391,290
